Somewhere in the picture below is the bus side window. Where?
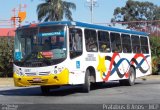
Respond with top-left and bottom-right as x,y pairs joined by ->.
85,29 -> 98,52
140,36 -> 149,54
121,34 -> 132,53
69,28 -> 83,59
131,35 -> 141,53
110,32 -> 122,53
98,31 -> 111,52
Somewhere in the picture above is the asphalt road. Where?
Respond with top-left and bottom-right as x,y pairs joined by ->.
0,79 -> 160,110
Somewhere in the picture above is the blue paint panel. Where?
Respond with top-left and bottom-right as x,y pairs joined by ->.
76,61 -> 80,69
39,21 -> 71,27
75,21 -> 148,36
15,52 -> 22,61
18,21 -> 149,36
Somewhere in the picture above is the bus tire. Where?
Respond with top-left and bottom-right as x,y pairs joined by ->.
119,67 -> 136,86
126,67 -> 136,86
82,69 -> 91,93
41,86 -> 50,95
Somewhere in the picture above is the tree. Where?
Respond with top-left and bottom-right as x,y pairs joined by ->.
37,0 -> 76,22
150,36 -> 160,74
111,0 -> 160,29
0,37 -> 14,77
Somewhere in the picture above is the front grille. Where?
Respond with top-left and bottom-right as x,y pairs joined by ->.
27,79 -> 48,85
25,72 -> 37,76
25,72 -> 50,76
39,72 -> 50,76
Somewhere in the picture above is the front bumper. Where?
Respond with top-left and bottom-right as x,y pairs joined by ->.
13,69 -> 69,87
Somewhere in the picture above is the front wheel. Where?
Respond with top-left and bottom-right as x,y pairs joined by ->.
82,69 -> 91,93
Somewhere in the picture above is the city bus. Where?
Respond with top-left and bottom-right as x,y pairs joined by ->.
13,21 -> 151,94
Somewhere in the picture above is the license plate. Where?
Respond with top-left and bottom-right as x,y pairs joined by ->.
33,78 -> 42,82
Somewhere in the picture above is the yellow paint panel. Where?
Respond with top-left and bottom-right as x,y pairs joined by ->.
97,55 -> 107,78
13,68 -> 69,87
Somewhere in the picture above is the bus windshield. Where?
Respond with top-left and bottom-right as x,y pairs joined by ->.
14,25 -> 67,66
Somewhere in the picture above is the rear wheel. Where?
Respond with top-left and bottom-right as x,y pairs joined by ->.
127,67 -> 136,86
82,69 -> 91,93
119,67 -> 136,86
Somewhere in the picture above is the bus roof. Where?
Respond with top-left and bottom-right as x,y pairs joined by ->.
20,21 -> 149,36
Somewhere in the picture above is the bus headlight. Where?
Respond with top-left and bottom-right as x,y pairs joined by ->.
52,67 -> 64,74
19,72 -> 24,76
15,70 -> 24,76
54,70 -> 58,74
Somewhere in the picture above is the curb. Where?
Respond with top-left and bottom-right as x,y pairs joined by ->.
139,75 -> 160,80
0,78 -> 14,87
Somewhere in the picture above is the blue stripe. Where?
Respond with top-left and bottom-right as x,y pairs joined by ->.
110,58 -> 130,75
76,21 -> 148,36
136,55 -> 150,69
19,21 -> 149,36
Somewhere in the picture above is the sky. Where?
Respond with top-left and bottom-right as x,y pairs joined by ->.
0,0 -> 160,27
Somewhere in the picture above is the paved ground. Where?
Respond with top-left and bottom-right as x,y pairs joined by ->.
0,79 -> 160,110
0,75 -> 160,110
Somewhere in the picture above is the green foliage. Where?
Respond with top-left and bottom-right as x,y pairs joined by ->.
151,56 -> 159,74
150,36 -> 160,74
0,37 -> 14,77
112,0 -> 160,28
37,0 -> 76,22
150,36 -> 160,57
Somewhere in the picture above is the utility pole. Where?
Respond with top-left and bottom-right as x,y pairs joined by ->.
90,0 -> 93,24
86,0 -> 98,23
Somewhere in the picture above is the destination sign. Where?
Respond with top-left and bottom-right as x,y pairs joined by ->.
38,31 -> 64,37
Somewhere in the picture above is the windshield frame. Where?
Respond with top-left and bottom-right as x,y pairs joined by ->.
14,25 -> 67,67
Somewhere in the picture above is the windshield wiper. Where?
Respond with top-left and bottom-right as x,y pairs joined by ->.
24,52 -> 52,65
22,52 -> 37,63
